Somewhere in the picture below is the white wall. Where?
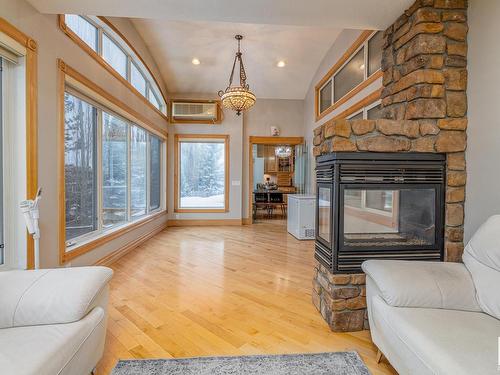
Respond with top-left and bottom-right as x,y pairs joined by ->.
1,0 -> 169,267
465,0 -> 500,240
303,29 -> 382,192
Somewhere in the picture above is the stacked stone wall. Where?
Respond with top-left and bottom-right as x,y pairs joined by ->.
312,0 -> 468,332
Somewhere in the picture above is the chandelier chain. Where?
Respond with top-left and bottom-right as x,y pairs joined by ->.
218,34 -> 256,115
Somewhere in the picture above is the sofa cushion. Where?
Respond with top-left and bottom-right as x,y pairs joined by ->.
0,306 -> 105,375
463,215 -> 500,319
362,260 -> 481,311
371,295 -> 500,375
0,266 -> 113,328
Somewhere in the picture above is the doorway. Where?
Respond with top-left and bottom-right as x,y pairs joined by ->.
248,137 -> 306,224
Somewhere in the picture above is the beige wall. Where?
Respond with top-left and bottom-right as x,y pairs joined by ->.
303,29 -> 382,193
168,97 -> 305,222
242,99 -> 305,219
167,94 -> 244,221
1,0 -> 169,268
465,0 -> 500,241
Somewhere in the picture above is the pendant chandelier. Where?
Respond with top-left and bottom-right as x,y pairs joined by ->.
218,35 -> 256,116
275,145 -> 292,158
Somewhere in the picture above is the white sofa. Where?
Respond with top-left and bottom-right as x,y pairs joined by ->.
363,215 -> 500,375
0,266 -> 113,375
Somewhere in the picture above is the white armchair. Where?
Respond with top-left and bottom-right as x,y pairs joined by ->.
0,266 -> 113,375
362,215 -> 500,375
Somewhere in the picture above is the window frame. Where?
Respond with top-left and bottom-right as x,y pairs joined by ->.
174,134 -> 230,213
63,88 -> 165,249
315,30 -> 383,121
58,60 -> 167,264
59,14 -> 168,119
0,19 -> 38,270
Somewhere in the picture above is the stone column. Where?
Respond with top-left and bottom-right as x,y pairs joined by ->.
380,0 -> 468,261
311,0 -> 468,332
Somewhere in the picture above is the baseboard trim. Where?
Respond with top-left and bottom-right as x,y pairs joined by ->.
94,222 -> 167,266
242,217 -> 252,225
167,219 -> 243,227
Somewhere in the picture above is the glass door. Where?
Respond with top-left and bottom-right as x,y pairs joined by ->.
317,183 -> 332,246
340,184 -> 440,251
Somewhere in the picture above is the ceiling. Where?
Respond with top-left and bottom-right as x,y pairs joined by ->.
132,20 -> 341,99
28,0 -> 414,99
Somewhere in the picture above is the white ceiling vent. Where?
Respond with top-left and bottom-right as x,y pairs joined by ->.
171,101 -> 220,122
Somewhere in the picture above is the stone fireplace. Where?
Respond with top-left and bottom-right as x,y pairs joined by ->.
312,0 -> 468,332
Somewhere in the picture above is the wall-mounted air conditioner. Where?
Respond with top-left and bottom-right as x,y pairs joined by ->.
171,100 -> 222,123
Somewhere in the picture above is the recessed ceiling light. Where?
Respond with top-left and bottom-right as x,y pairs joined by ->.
192,58 -> 200,65
277,60 -> 286,68
359,63 -> 365,70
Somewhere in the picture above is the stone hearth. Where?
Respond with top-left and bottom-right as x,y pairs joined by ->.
312,0 -> 468,332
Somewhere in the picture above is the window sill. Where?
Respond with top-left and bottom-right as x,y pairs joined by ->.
174,208 -> 229,213
61,209 -> 167,264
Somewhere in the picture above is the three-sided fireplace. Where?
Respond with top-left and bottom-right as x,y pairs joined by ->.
315,152 -> 446,273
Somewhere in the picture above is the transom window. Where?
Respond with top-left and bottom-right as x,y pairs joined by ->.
175,135 -> 229,212
346,100 -> 382,120
64,90 -> 164,247
318,31 -> 383,116
63,15 -> 167,114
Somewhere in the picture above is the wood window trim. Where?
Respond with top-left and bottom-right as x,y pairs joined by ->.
58,59 -> 167,139
315,30 -> 383,122
62,211 -> 167,263
331,88 -> 382,121
57,59 -> 167,264
247,136 -> 304,222
0,17 -> 38,269
58,14 -> 169,121
169,99 -> 223,124
174,134 -> 230,213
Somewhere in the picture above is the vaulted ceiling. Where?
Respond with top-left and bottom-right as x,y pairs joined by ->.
28,0 -> 413,99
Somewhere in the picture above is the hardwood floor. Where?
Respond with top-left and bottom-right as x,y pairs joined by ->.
96,221 -> 396,374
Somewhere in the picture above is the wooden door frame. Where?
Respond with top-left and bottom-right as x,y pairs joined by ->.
248,136 -> 304,224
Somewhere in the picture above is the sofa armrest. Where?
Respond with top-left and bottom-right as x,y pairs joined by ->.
361,260 -> 481,312
0,266 -> 113,328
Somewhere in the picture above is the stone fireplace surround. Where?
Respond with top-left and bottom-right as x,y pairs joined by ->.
312,0 -> 468,332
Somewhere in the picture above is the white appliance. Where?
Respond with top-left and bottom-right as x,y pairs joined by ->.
287,194 -> 316,240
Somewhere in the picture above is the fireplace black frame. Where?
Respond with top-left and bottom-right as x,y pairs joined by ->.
315,152 -> 446,273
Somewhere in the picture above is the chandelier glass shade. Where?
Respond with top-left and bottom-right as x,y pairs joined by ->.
218,35 -> 256,115
275,145 -> 292,158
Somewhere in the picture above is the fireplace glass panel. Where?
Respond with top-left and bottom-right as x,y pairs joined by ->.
318,187 -> 331,244
343,188 -> 436,248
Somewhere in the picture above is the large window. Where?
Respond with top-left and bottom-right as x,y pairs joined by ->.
62,15 -> 167,114
131,126 -> 147,217
102,112 -> 128,227
64,93 -> 98,241
317,30 -> 383,117
150,135 -> 162,211
175,135 -> 229,212
64,90 -> 164,248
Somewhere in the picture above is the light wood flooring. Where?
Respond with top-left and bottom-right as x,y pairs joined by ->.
96,221 -> 396,374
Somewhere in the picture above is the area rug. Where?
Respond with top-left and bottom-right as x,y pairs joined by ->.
111,351 -> 370,375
